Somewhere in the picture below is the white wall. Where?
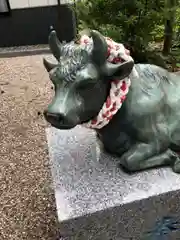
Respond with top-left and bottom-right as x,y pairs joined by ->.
9,0 -> 73,10
0,0 -> 9,12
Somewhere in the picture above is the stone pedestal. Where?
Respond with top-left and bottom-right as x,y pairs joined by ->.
46,126 -> 180,240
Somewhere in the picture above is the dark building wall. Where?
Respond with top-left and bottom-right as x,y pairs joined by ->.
0,5 -> 76,47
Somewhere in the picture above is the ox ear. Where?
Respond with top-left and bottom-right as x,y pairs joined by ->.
105,60 -> 134,80
43,58 -> 57,72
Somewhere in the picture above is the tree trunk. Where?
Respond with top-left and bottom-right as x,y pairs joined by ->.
162,0 -> 177,56
73,0 -> 78,36
163,19 -> 174,55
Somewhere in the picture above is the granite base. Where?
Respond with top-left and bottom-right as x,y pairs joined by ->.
46,126 -> 180,240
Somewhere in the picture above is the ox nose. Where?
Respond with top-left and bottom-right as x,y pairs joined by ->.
43,110 -> 76,129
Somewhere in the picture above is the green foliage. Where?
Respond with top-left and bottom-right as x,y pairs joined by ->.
72,0 -> 180,67
75,0 -> 165,51
174,7 -> 180,41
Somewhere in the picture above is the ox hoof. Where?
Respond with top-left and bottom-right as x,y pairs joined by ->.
173,159 -> 180,173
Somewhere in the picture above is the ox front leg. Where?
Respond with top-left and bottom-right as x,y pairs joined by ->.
118,142 -> 177,172
173,156 -> 180,173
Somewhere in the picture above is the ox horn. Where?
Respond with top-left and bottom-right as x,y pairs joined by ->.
49,29 -> 62,60
90,30 -> 108,66
43,58 -> 57,72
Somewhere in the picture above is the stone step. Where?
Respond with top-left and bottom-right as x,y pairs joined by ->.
46,126 -> 180,240
0,45 -> 50,58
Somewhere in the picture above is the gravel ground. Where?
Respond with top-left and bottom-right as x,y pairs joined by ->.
0,55 -> 59,240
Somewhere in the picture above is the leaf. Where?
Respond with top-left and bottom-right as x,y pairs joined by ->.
75,0 -> 176,65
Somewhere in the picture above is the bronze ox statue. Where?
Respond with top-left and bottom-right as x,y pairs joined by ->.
43,29 -> 180,174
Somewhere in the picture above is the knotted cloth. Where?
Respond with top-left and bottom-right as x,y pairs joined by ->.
79,34 -> 138,129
